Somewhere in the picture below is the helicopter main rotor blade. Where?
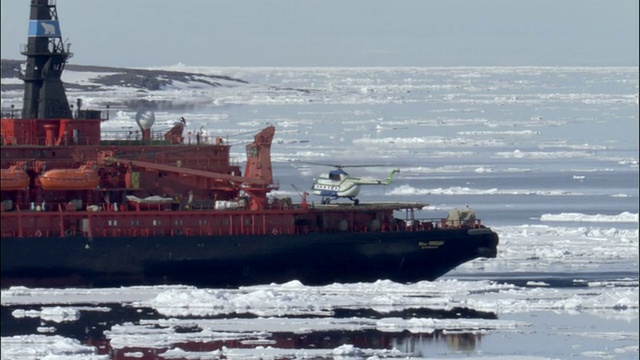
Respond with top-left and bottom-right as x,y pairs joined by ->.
291,161 -> 392,169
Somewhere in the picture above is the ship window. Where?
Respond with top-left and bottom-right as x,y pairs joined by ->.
130,219 -> 140,226
108,220 -> 118,226
153,220 -> 162,226
174,219 -> 184,226
222,219 -> 229,225
199,219 -> 208,225
248,146 -> 258,157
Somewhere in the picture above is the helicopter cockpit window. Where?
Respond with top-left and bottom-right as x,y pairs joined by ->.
329,172 -> 341,181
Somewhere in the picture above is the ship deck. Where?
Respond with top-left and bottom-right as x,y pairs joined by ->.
308,201 -> 428,211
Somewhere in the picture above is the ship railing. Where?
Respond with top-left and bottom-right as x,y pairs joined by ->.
100,129 -> 225,146
101,130 -> 168,144
1,207 -> 484,239
1,105 -> 20,118
367,219 -> 434,233
394,218 -> 483,231
1,134 -> 100,146
0,131 -> 225,146
442,218 -> 483,228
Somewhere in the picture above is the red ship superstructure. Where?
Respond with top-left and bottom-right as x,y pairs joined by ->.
0,0 -> 498,288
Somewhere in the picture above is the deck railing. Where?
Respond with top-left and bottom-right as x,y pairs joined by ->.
1,132 -> 225,147
1,199 -> 485,239
1,215 -> 483,240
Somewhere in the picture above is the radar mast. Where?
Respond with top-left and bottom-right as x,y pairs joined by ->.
21,0 -> 73,119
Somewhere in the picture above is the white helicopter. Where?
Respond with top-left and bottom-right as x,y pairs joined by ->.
308,164 -> 400,205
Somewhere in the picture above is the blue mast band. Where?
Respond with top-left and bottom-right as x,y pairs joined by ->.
28,20 -> 61,37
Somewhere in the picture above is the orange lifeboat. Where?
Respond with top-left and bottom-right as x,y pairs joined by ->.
39,165 -> 100,190
0,166 -> 30,191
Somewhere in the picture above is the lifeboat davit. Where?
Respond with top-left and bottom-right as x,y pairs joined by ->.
0,167 -> 30,191
39,165 -> 100,190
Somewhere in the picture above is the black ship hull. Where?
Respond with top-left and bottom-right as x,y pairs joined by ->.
1,227 -> 498,288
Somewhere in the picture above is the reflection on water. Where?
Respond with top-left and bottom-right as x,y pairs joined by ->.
393,332 -> 481,357
91,331 -> 482,360
2,304 -> 488,360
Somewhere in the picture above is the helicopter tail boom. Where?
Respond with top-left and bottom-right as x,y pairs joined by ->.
354,169 -> 400,185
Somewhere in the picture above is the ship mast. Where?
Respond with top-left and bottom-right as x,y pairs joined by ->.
21,0 -> 73,119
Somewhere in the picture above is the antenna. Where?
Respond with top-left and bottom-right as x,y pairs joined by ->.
291,184 -> 309,209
